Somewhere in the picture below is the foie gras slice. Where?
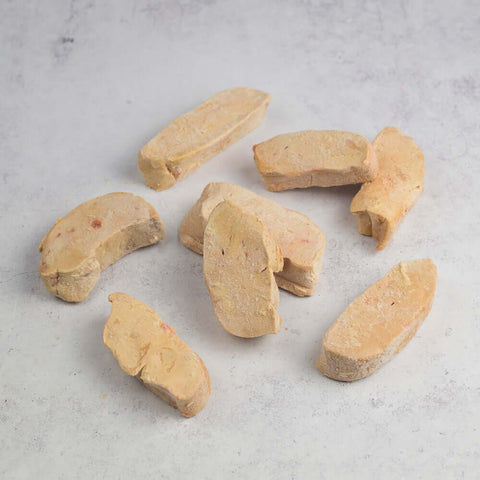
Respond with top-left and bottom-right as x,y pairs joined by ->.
179,182 -> 325,296
203,201 -> 283,338
253,130 -> 378,191
350,127 -> 424,250
104,293 -> 211,417
138,87 -> 271,191
39,192 -> 165,302
317,259 -> 437,381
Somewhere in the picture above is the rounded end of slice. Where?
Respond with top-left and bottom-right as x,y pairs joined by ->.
137,151 -> 177,191
316,346 -> 380,382
41,257 -> 101,302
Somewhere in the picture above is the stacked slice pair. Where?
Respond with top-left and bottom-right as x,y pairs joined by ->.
180,182 -> 327,337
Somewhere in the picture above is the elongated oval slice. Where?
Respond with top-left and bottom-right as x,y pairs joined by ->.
180,182 -> 325,296
138,87 -> 271,191
253,130 -> 378,191
104,293 -> 211,417
317,259 -> 437,381
203,201 -> 283,338
39,192 -> 165,302
350,127 -> 424,250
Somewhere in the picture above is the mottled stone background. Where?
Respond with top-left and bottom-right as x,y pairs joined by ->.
1,1 -> 479,479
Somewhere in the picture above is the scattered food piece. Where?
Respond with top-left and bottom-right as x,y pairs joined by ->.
253,130 -> 377,191
203,201 -> 283,338
350,127 -> 424,250
138,87 -> 271,191
104,293 -> 211,417
316,259 -> 437,381
179,182 -> 325,296
39,193 -> 164,302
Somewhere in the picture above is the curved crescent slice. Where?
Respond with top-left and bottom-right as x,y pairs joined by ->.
350,127 -> 425,250
203,201 -> 283,338
316,259 -> 437,381
39,192 -> 165,302
104,293 -> 211,417
138,87 -> 271,191
179,182 -> 326,297
253,130 -> 378,191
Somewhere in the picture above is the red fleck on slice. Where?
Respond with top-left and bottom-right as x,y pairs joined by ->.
39,192 -> 165,302
104,293 -> 211,417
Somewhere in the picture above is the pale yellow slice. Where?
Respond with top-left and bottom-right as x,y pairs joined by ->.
39,193 -> 164,302
203,201 -> 283,338
138,87 -> 271,191
104,293 -> 211,417
253,130 -> 378,191
317,259 -> 437,381
350,127 -> 424,250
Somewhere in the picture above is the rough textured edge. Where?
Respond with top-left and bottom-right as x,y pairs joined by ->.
257,166 -> 378,191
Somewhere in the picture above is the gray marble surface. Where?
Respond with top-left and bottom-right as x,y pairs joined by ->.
1,1 -> 479,478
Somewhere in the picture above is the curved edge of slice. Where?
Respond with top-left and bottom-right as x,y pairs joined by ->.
39,193 -> 165,302
104,292 -> 211,417
253,130 -> 378,191
316,259 -> 437,381
138,87 -> 271,191
350,127 -> 425,250
203,201 -> 283,338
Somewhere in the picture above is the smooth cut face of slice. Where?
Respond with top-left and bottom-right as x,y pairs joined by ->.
203,201 -> 283,338
179,182 -> 325,296
138,87 -> 271,191
316,259 -> 437,381
104,293 -> 211,418
350,127 -> 425,250
39,192 -> 165,302
253,130 -> 378,191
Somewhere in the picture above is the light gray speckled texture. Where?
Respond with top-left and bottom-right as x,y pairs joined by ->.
1,1 -> 479,479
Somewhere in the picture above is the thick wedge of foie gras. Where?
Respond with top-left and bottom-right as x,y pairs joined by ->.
104,293 -> 211,417
138,87 -> 271,191
39,193 -> 165,302
253,130 -> 378,191
350,127 -> 424,250
203,201 -> 283,338
179,182 -> 325,296
317,259 -> 437,381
